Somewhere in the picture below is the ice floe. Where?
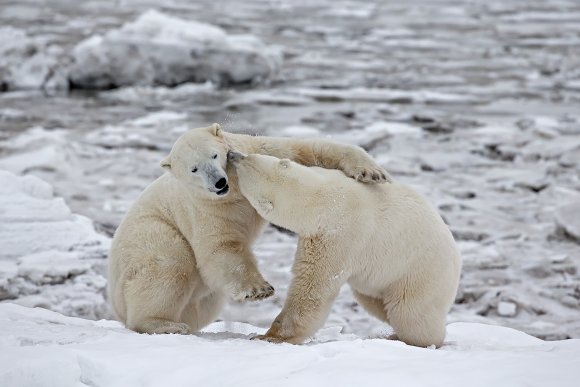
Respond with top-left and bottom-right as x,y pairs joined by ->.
69,10 -> 282,89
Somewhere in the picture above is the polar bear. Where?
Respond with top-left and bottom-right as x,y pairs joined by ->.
108,123 -> 389,335
228,151 -> 461,347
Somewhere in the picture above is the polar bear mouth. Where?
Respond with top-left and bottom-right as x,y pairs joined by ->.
216,184 -> 229,196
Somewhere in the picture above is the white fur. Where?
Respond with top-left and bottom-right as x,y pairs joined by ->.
108,124 -> 389,334
232,153 -> 461,347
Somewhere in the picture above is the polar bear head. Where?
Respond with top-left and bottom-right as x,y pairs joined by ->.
228,151 -> 331,235
161,123 -> 230,198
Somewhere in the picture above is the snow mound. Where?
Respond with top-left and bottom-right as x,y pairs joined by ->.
0,27 -> 69,91
69,10 -> 282,89
0,170 -> 110,319
1,303 -> 579,387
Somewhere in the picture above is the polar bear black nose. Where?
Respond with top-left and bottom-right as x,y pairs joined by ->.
215,178 -> 227,189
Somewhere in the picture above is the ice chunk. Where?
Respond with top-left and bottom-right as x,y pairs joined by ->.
17,251 -> 91,285
0,27 -> 69,91
0,171 -> 108,259
555,202 -> 580,243
497,301 -> 518,317
69,10 -> 282,89
0,170 -> 110,319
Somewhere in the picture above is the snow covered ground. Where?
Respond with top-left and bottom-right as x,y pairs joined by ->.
0,0 -> 579,367
2,303 -> 580,387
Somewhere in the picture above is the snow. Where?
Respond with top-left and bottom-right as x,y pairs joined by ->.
0,304 -> 579,387
0,170 -> 110,319
69,10 -> 282,88
0,170 -> 109,259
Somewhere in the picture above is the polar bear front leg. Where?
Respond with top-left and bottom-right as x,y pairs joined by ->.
196,240 -> 274,302
311,140 -> 392,184
246,135 -> 392,184
254,237 -> 345,344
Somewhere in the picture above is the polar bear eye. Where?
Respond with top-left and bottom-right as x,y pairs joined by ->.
212,154 -> 218,159
191,167 -> 198,173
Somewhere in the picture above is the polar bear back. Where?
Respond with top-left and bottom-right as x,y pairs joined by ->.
291,165 -> 460,290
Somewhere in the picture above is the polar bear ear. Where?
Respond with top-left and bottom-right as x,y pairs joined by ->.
160,156 -> 171,170
209,123 -> 223,137
279,159 -> 291,169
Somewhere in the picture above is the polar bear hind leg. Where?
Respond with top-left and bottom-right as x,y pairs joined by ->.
353,288 -> 446,347
389,310 -> 447,348
122,224 -> 200,334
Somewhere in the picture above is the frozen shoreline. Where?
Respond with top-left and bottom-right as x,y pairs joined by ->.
2,303 -> 580,387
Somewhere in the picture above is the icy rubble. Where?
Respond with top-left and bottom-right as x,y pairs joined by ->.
0,27 -> 69,91
1,303 -> 580,387
69,10 -> 282,89
1,112 -> 579,339
0,170 -> 110,319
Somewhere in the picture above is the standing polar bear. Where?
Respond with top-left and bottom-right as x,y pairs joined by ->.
108,123 -> 389,334
229,151 -> 461,347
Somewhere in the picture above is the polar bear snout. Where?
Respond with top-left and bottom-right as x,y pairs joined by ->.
215,178 -> 227,189
211,176 -> 229,196
202,164 -> 229,196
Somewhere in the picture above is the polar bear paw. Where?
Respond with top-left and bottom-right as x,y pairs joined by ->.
231,280 -> 275,302
251,334 -> 303,344
150,322 -> 190,335
347,165 -> 392,184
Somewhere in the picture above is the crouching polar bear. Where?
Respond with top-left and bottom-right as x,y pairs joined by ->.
229,151 -> 461,347
108,123 -> 389,334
